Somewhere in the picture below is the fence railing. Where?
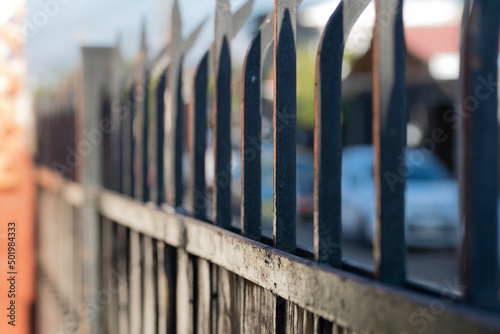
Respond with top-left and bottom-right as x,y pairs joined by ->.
35,0 -> 500,333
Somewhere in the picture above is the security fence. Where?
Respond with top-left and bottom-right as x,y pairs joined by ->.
35,0 -> 500,333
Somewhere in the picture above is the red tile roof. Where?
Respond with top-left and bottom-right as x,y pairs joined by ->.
405,25 -> 461,63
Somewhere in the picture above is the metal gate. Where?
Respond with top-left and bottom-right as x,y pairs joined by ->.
35,0 -> 500,333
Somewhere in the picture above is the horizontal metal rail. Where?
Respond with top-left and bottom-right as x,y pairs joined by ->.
36,173 -> 500,334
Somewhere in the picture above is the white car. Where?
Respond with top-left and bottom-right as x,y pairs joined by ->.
341,145 -> 459,248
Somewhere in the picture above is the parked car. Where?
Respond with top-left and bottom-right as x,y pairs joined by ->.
341,145 -> 459,248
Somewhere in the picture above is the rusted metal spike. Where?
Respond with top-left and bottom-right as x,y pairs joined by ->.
314,0 -> 369,267
273,0 -> 299,253
213,0 -> 255,228
372,0 -> 406,286
241,30 -> 263,240
156,69 -> 167,206
165,0 -> 208,208
191,52 -> 209,221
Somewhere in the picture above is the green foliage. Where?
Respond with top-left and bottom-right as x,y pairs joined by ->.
296,45 -> 316,131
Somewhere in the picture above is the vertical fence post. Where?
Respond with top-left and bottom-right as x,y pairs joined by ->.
314,0 -> 370,268
273,2 -> 298,331
164,0 -> 205,209
165,0 -> 185,209
213,0 -> 254,228
100,45 -> 120,332
122,87 -> 135,197
213,0 -> 234,229
142,74 -> 150,200
156,70 -> 167,205
128,24 -> 151,334
80,46 -> 115,334
111,38 -> 123,193
273,0 -> 297,253
372,0 -> 406,286
191,52 -> 209,221
241,12 -> 273,241
460,0 -> 500,311
134,22 -> 148,202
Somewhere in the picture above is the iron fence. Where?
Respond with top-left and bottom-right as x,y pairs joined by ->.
35,0 -> 500,333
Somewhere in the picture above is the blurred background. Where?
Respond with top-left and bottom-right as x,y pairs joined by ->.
1,1 -> 35,334
1,0 -> 494,331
